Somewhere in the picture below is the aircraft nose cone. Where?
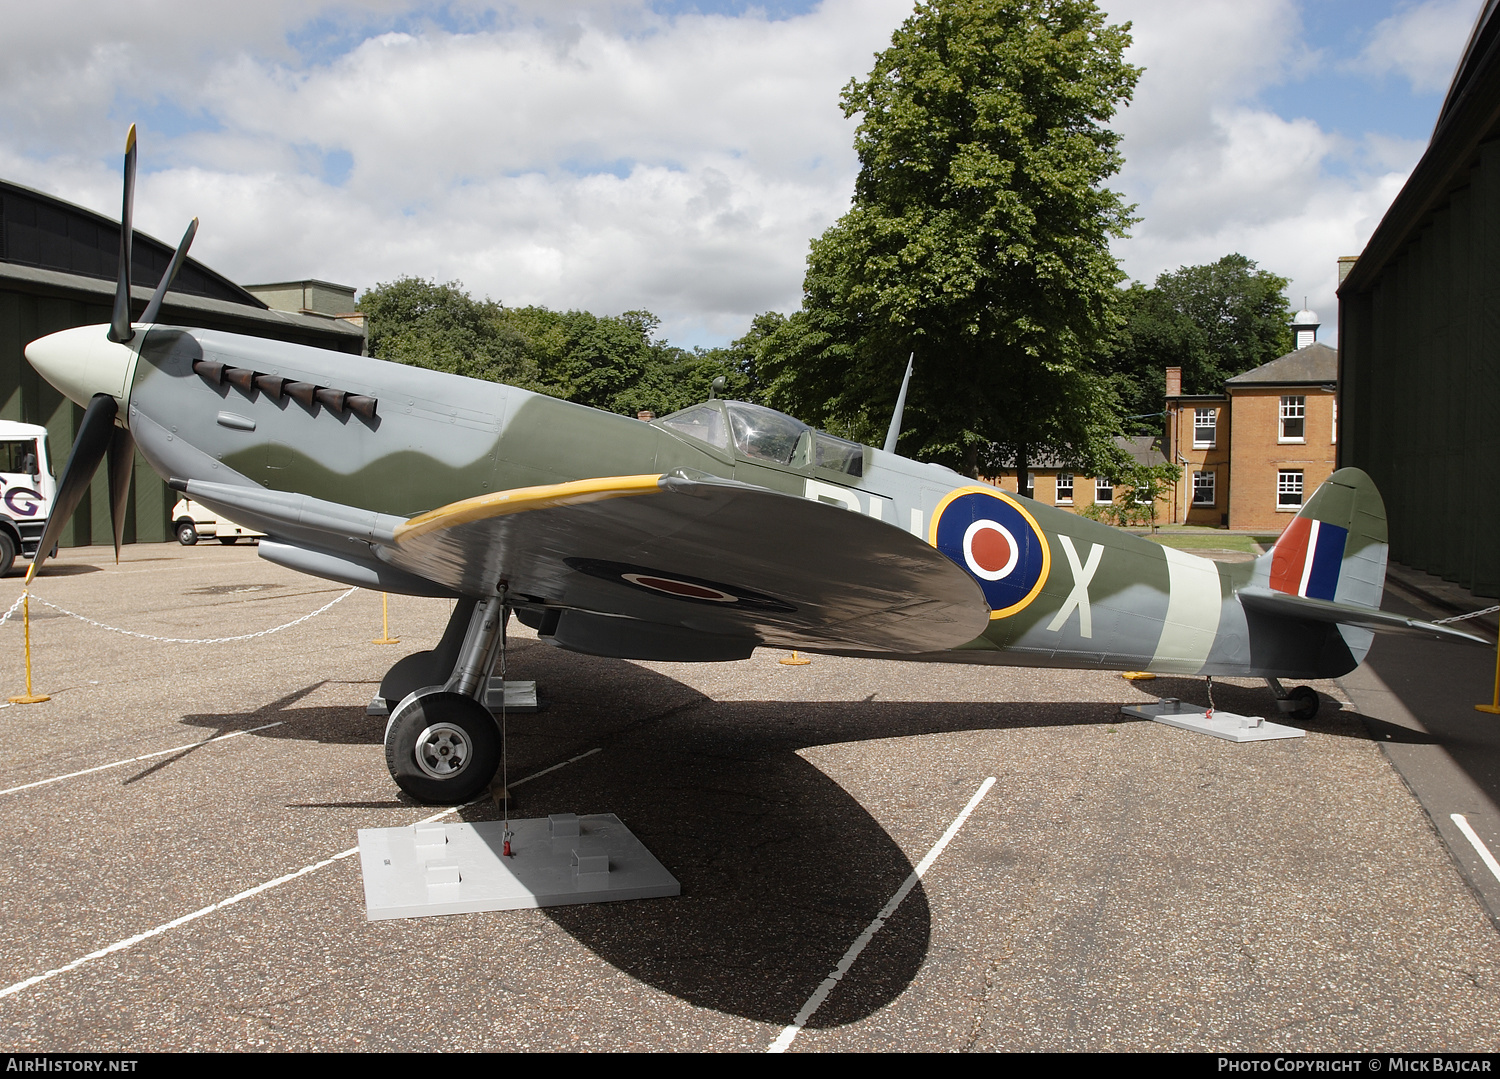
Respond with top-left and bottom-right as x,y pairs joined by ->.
25,325 -> 137,417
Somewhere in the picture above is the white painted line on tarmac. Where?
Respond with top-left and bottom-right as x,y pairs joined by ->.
0,723 -> 286,797
768,775 -> 997,1054
1451,813 -> 1500,884
0,746 -> 604,1002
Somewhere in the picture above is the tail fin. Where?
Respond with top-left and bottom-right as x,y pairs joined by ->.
1256,467 -> 1388,610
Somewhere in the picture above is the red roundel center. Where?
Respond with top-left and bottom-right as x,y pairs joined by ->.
969,526 -> 1012,574
627,575 -> 735,601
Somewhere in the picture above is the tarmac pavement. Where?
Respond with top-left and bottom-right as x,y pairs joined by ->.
0,543 -> 1495,1052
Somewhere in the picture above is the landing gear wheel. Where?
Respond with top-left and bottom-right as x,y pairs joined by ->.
1287,685 -> 1320,721
385,691 -> 499,804
176,522 -> 198,546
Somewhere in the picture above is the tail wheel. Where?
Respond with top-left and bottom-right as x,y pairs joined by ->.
1287,685 -> 1320,721
384,691 -> 499,804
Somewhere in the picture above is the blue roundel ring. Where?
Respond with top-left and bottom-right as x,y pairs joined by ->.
929,486 -> 1051,619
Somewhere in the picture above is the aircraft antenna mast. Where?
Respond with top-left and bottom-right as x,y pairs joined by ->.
883,354 -> 915,454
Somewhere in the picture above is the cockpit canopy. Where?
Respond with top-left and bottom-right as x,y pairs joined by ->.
659,400 -> 864,477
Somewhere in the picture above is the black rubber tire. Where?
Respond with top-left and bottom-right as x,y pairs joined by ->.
0,531 -> 15,578
176,521 -> 198,546
385,692 -> 499,804
218,537 -> 237,545
1288,685 -> 1320,721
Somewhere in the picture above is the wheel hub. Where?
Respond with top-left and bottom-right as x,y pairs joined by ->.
414,721 -> 471,779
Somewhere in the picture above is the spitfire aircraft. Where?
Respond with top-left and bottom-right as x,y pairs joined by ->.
22,130 -> 1487,804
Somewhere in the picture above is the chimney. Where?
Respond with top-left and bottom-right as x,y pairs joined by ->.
637,410 -> 656,421
1165,367 -> 1182,398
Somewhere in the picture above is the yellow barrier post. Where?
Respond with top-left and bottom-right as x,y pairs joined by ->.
779,651 -> 810,666
9,592 -> 49,704
371,592 -> 400,645
1477,636 -> 1500,715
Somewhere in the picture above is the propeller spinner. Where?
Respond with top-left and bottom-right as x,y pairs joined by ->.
23,126 -> 197,578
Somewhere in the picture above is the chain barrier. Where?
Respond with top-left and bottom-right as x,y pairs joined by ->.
0,587 -> 358,644
0,593 -> 27,631
1432,604 -> 1500,625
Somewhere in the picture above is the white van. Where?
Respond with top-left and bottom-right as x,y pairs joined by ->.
171,498 -> 265,546
0,422 -> 55,576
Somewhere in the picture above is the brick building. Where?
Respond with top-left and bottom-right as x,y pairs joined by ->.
989,434 -> 1174,523
1163,311 -> 1338,530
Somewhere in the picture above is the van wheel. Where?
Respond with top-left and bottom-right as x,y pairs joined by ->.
176,521 -> 198,546
0,532 -> 15,577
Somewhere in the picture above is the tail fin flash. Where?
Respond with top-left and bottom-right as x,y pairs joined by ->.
1262,467 -> 1387,610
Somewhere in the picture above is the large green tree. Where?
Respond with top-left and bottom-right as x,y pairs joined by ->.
757,0 -> 1140,479
1108,253 -> 1293,430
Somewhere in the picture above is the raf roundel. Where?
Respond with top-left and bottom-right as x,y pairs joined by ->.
931,487 -> 1051,619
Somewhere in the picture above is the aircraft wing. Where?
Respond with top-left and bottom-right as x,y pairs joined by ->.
378,470 -> 991,655
1237,587 -> 1489,645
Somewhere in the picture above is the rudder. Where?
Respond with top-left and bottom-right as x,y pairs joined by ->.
1259,467 -> 1388,611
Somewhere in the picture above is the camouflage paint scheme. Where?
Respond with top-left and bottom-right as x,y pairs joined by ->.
26,322 -> 1477,681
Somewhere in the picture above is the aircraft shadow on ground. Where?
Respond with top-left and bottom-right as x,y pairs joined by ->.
165,645 -> 1108,1026
170,645 -> 1376,1027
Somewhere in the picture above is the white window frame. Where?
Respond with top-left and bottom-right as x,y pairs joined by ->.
1277,469 -> 1304,510
1279,396 -> 1306,443
1055,473 -> 1073,505
1095,478 -> 1113,505
1192,470 -> 1215,506
1023,471 -> 1035,499
1193,407 -> 1217,448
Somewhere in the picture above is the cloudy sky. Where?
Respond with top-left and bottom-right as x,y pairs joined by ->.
0,0 -> 1481,347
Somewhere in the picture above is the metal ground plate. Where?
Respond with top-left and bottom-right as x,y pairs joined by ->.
1121,700 -> 1305,742
358,812 -> 681,920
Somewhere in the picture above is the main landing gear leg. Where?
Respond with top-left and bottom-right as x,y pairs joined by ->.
384,597 -> 507,804
1266,676 -> 1320,722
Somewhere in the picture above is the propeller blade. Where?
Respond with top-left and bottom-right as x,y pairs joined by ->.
27,394 -> 118,582
106,427 -> 135,565
139,217 -> 198,326
108,125 -> 138,344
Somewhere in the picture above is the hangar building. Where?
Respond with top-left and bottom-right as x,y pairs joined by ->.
0,179 -> 363,547
1338,0 -> 1500,598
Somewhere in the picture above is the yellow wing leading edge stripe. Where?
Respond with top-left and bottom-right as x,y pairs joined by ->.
395,474 -> 665,543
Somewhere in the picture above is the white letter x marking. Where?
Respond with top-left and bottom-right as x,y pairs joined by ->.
1046,536 -> 1104,638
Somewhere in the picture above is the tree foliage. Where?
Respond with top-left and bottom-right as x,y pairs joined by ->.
1108,254 -> 1293,431
358,278 -> 759,417
756,0 -> 1140,478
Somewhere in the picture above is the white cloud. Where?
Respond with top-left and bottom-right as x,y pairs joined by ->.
1356,0 -> 1477,93
0,1 -> 1477,349
1103,0 -> 1455,342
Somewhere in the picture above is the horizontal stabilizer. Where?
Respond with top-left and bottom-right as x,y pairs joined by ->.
1238,586 -> 1487,645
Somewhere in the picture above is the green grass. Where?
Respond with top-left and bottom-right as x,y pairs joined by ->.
1138,533 -> 1276,555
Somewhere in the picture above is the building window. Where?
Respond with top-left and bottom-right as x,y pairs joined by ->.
1055,473 -> 1073,504
1095,478 -> 1113,504
1332,399 -> 1337,444
1193,408 -> 1217,448
1023,471 -> 1034,499
1193,471 -> 1215,506
1279,396 -> 1305,442
1278,470 -> 1303,509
